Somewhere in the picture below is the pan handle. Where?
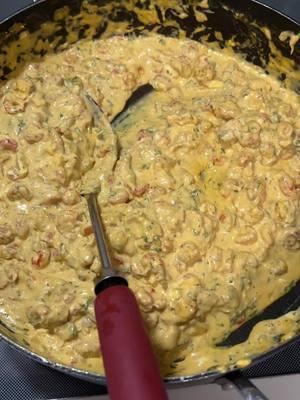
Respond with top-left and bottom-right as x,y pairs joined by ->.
218,371 -> 269,400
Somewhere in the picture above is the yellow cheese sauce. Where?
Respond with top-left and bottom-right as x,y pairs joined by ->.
0,34 -> 299,376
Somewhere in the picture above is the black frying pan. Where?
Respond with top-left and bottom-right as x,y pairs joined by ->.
0,1 -> 299,399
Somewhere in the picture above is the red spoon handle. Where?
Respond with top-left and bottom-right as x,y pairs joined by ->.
94,285 -> 168,400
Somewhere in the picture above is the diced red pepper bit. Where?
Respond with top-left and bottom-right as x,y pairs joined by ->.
31,252 -> 44,268
219,213 -> 226,222
83,226 -> 93,236
0,138 -> 18,151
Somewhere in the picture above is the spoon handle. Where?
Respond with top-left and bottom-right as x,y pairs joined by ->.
94,284 -> 168,400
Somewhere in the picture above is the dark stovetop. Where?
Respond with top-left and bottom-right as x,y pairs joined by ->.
0,1 -> 299,399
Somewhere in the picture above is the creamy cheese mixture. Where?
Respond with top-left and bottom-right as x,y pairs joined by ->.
0,35 -> 299,376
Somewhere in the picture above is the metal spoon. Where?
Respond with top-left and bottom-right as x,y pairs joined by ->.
83,86 -> 168,400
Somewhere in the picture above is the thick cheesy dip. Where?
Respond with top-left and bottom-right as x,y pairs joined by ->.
0,35 -> 299,375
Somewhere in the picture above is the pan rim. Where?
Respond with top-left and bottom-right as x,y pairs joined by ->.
1,326 -> 300,386
0,0 -> 299,387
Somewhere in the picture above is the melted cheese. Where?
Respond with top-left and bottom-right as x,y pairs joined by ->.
0,34 -> 299,376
